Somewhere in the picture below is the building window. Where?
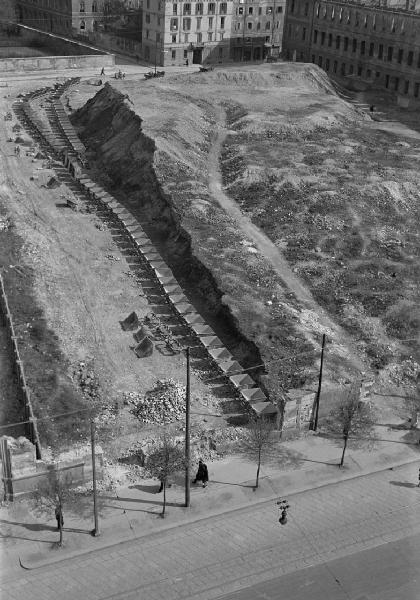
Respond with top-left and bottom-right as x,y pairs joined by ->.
219,32 -> 224,40
220,16 -> 225,28
407,51 -> 413,66
277,6 -> 283,13
364,15 -> 368,27
92,1 -> 97,12
146,29 -> 149,39
219,47 -> 223,58
173,3 -> 177,14
331,6 -> 334,19
238,6 -> 243,15
197,32 -> 202,42
183,18 -> 191,30
404,80 -> 409,94
341,63 -> 345,75
313,30 -> 318,44
378,44 -> 383,59
369,42 -> 374,57
333,60 -> 337,73
388,47 -> 393,62
357,65 -> 363,76
373,15 -> 376,30
360,40 -> 365,55
414,82 -> 419,98
171,50 -> 176,59
208,3 -> 215,14
302,27 -> 306,40
266,6 -> 273,14
336,35 -> 340,49
344,37 -> 348,51
321,31 -> 325,45
355,12 -> 359,26
196,3 -> 203,14
367,69 -> 371,77
196,17 -> 201,29
352,39 -> 357,52
304,2 -> 309,16
183,3 -> 191,15
80,19 -> 85,29
276,21 -> 280,28
220,3 -> 227,15
265,21 -> 271,29
325,58 -> 330,70
248,6 -> 253,14
170,18 -> 178,30
79,1 -> 85,12
394,77 -> 399,91
339,7 -> 343,21
208,16 -> 214,28
398,49 -> 403,63
184,33 -> 189,42
172,34 -> 177,42
145,13 -> 150,23
311,54 -> 315,63
208,31 -> 213,41
291,0 -> 295,14
184,50 -> 188,58
417,53 -> 420,68
349,64 -> 354,74
257,22 -> 260,30
318,56 -> 322,67
328,33 -> 332,46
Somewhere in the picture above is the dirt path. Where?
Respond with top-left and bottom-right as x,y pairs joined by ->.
208,105 -> 365,372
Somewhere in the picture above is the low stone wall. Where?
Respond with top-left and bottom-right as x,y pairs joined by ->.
0,53 -> 115,73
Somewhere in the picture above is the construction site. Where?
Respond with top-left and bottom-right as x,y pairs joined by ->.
0,62 -> 419,504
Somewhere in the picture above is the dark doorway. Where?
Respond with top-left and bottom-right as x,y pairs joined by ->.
193,48 -> 203,64
253,47 -> 261,60
243,48 -> 251,61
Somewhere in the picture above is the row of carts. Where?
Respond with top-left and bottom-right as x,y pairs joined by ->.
15,80 -> 279,420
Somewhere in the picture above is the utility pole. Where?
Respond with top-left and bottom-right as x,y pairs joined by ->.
90,420 -> 100,536
313,333 -> 326,431
185,347 -> 191,507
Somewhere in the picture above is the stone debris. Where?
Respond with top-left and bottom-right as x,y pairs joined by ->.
73,359 -> 100,400
106,254 -> 121,261
126,379 -> 186,424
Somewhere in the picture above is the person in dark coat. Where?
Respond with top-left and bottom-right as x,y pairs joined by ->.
55,505 -> 64,530
193,459 -> 208,487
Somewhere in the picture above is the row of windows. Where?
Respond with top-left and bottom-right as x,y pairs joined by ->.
166,46 -> 224,60
289,0 -> 416,36
236,5 -> 282,15
162,30 -> 226,41
312,30 -> 420,68
312,54 -> 420,97
169,16 -> 227,30
156,2 -> 228,15
234,19 -> 281,30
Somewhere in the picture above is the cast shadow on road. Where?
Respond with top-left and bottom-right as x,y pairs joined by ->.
300,458 -> 338,466
210,480 -> 254,488
101,495 -> 185,510
389,481 -> 419,488
0,519 -> 56,533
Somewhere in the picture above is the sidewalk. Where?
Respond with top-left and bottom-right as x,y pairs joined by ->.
1,427 -> 419,575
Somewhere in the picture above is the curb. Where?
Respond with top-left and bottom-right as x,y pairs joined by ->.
18,455 -> 420,571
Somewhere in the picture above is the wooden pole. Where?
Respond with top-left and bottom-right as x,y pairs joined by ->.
185,347 -> 191,508
90,420 -> 100,536
313,334 -> 326,431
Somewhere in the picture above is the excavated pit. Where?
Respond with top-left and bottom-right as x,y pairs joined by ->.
72,85 -> 266,384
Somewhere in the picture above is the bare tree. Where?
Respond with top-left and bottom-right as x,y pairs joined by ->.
240,416 -> 276,489
326,381 -> 376,467
143,431 -> 185,518
37,466 -> 75,547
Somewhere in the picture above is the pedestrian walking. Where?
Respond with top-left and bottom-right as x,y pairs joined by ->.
100,67 -> 105,76
193,459 -> 208,488
370,105 -> 375,113
418,467 -> 420,487
55,505 -> 64,530
185,59 -> 189,67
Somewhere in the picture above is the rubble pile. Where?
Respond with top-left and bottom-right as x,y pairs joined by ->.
126,379 -> 186,424
73,359 -> 101,400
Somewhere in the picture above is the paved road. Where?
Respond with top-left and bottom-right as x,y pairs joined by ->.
217,531 -> 420,600
2,466 -> 419,600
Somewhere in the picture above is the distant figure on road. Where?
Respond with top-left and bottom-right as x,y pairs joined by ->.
370,105 -> 375,113
100,67 -> 105,76
14,146 -> 20,157
193,459 -> 208,488
185,59 -> 189,67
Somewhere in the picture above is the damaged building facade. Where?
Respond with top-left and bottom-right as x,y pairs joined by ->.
282,0 -> 420,102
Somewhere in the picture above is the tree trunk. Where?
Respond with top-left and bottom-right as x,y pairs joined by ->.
255,448 -> 261,488
162,481 -> 166,518
340,434 -> 348,467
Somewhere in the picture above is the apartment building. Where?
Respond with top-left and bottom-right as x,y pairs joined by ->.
16,0 -> 103,35
230,0 -> 285,61
142,0 -> 235,66
282,0 -> 420,101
